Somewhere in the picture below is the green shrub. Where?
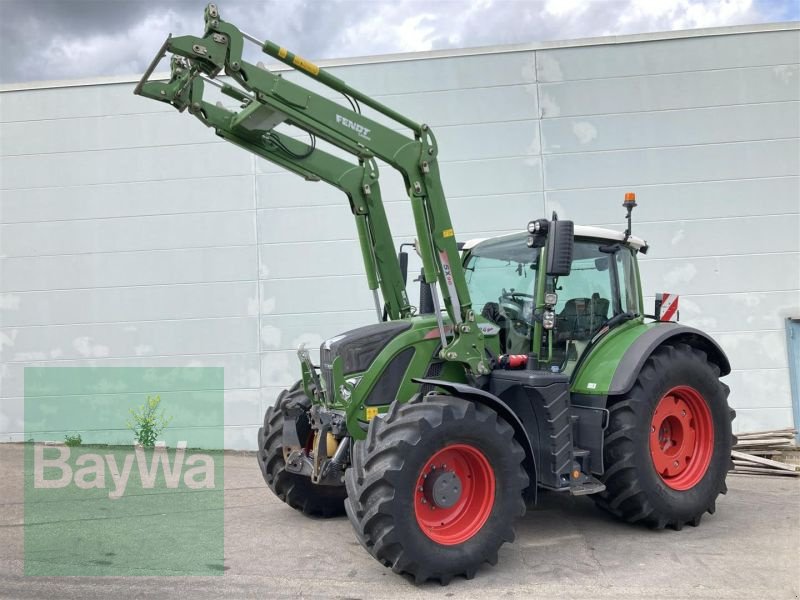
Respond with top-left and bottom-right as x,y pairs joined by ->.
64,433 -> 82,447
127,395 -> 172,448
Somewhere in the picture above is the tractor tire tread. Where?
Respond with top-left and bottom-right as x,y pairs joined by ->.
256,384 -> 346,518
592,343 -> 733,530
345,394 -> 527,585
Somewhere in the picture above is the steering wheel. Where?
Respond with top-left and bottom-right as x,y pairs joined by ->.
499,291 -> 535,330
508,292 -> 534,302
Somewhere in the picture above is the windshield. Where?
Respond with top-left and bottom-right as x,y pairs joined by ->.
465,236 -> 538,355
465,234 -> 641,370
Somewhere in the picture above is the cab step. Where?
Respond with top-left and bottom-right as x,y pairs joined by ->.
569,477 -> 606,496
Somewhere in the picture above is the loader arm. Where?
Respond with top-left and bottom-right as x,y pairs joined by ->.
134,3 -> 489,375
137,62 -> 411,320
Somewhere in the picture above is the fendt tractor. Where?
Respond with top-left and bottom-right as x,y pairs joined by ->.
136,5 -> 735,584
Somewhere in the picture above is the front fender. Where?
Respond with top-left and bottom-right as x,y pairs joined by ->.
573,321 -> 731,396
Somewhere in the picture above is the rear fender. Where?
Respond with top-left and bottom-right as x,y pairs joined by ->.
574,321 -> 731,398
609,323 -> 730,395
413,378 -> 538,502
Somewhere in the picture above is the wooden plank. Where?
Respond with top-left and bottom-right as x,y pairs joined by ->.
734,439 -> 794,447
736,449 -> 785,456
731,466 -> 800,477
732,450 -> 799,471
736,427 -> 797,435
736,433 -> 795,439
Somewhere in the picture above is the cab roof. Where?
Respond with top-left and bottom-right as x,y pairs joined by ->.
462,225 -> 648,253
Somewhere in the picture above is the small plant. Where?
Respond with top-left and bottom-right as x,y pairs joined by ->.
64,433 -> 82,447
127,394 -> 172,448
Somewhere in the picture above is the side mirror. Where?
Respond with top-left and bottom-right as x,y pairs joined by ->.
546,220 -> 574,276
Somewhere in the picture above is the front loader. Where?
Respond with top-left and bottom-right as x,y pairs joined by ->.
135,4 -> 735,584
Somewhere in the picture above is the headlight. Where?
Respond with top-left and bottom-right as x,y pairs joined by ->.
542,310 -> 555,330
544,292 -> 558,307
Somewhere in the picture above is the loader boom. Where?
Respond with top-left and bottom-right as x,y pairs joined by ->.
135,3 -> 490,374
139,60 -> 411,320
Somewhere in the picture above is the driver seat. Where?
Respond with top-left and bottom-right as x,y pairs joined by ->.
557,294 -> 610,342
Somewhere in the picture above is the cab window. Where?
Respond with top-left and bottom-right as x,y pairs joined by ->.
550,241 -> 640,374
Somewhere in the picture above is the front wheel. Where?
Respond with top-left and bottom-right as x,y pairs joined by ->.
256,383 -> 347,517
344,394 -> 528,584
594,343 -> 734,529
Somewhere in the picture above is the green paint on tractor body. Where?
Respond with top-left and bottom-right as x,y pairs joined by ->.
572,318 -> 647,394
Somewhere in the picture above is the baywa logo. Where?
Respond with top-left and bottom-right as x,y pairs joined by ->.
24,367 -> 224,576
34,443 -> 215,500
336,114 -> 371,140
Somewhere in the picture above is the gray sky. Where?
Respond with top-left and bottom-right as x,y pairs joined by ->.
2,0 -> 798,85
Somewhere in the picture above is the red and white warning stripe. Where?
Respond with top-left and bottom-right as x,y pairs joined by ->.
659,292 -> 679,322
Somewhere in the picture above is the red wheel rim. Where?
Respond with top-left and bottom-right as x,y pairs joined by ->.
650,386 -> 714,490
414,444 -> 495,545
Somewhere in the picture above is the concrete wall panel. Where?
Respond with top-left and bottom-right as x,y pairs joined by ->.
1,26 -> 798,448
539,64 -> 800,117
536,29 -> 800,81
0,175 -> 255,223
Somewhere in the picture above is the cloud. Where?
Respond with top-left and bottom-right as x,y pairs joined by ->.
1,0 -> 796,84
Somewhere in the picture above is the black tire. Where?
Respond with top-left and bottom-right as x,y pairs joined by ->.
344,394 -> 528,584
593,343 -> 735,530
256,382 -> 347,518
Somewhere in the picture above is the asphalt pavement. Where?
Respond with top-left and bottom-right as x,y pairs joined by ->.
1,443 -> 797,599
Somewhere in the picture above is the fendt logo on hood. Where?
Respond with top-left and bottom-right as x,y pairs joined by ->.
336,114 -> 371,141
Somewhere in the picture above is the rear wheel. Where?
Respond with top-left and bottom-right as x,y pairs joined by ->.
594,343 -> 734,529
345,394 -> 528,584
256,382 -> 347,517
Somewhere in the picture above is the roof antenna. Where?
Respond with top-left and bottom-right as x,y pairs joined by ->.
622,192 -> 637,243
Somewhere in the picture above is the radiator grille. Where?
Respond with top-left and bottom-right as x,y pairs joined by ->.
320,347 -> 334,399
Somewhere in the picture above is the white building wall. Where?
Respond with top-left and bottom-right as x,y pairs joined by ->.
1,25 -> 798,448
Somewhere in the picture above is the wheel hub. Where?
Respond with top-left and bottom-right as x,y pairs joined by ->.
423,467 -> 462,508
414,444 -> 495,545
649,385 -> 714,491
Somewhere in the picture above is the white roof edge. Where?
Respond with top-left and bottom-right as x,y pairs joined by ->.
2,21 -> 797,92
461,238 -> 488,251
463,226 -> 648,252
574,226 -> 647,249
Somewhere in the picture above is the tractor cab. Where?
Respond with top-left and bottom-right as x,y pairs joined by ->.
463,226 -> 647,375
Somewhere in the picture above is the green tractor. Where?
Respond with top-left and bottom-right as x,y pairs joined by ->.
136,4 -> 734,584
